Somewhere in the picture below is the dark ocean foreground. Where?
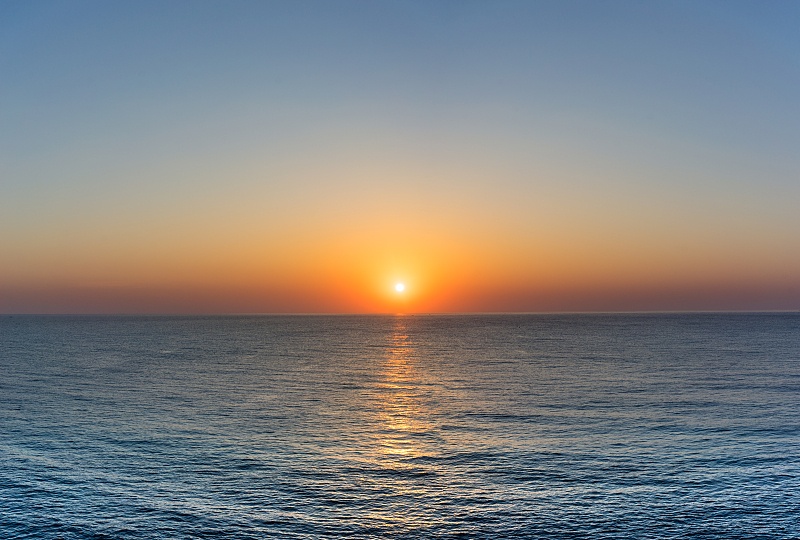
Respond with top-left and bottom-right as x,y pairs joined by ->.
1,313 -> 798,539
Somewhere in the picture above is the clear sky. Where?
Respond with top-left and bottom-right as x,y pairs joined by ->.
2,0 -> 799,313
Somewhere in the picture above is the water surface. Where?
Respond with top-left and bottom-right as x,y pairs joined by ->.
1,314 -> 798,538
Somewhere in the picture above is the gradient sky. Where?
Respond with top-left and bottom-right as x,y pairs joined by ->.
2,0 -> 799,313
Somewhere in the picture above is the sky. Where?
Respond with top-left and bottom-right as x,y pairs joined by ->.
1,0 -> 799,314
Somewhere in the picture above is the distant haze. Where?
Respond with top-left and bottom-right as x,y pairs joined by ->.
2,1 -> 799,313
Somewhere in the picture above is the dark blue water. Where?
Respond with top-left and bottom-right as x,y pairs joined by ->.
1,313 -> 798,538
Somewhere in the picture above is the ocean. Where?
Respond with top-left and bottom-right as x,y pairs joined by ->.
1,313 -> 798,538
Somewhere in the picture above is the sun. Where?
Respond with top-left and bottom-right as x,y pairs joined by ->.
394,282 -> 405,293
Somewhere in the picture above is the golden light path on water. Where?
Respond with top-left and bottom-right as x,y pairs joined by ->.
363,316 -> 446,527
377,317 -> 430,459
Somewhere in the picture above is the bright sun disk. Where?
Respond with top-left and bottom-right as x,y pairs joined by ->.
395,283 -> 405,293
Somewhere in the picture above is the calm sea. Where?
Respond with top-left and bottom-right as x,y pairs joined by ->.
1,314 -> 798,538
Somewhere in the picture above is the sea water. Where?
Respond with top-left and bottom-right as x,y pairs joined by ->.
1,313 -> 798,538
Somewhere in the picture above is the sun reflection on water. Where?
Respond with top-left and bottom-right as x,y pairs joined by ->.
376,316 -> 433,461
362,315 -> 446,525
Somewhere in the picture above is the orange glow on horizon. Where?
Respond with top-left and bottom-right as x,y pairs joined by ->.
2,190 -> 799,314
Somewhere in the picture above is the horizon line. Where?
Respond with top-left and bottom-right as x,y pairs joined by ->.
2,309 -> 798,317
